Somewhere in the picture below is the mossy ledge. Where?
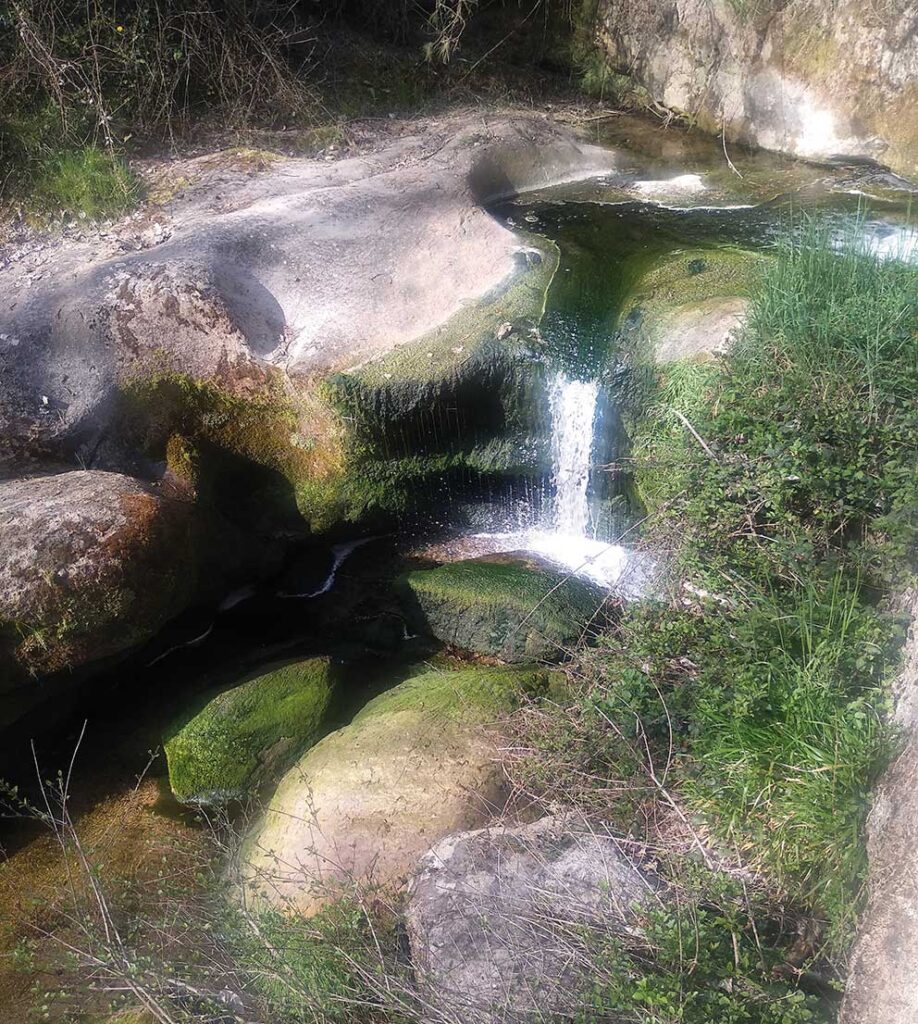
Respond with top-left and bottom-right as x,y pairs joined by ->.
400,558 -> 609,662
322,236 -> 562,497
164,656 -> 337,805
353,662 -> 565,725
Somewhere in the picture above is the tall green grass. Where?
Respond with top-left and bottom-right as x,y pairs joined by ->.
745,216 -> 917,407
31,146 -> 140,220
561,215 -> 917,962
685,577 -> 897,950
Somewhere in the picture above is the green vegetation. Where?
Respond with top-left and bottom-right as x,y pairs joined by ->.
355,662 -> 563,724
526,216 -> 917,969
30,146 -> 140,219
225,898 -> 405,1023
628,216 -> 917,589
571,585 -> 899,953
0,1 -> 581,219
402,558 -> 608,662
164,657 -> 336,804
582,869 -> 830,1023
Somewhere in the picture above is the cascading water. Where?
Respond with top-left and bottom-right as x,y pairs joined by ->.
467,368 -> 643,594
548,373 -> 599,537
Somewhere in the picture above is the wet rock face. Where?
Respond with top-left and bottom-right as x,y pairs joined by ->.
0,470 -> 196,727
841,589 -> 918,1024
0,114 -> 615,729
405,815 -> 654,1023
594,0 -> 918,178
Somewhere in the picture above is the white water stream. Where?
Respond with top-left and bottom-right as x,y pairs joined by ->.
473,371 -> 644,594
548,373 -> 599,537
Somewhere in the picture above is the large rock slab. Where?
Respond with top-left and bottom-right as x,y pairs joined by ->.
164,656 -> 337,806
593,0 -> 918,178
0,470 -> 196,727
400,557 -> 608,662
0,112 -> 617,473
405,815 -> 654,1022
841,589 -> 918,1024
241,665 -> 556,914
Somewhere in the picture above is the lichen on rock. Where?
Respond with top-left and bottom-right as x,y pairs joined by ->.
406,815 -> 655,1022
0,469 -> 197,728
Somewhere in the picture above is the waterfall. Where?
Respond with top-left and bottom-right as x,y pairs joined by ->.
548,373 -> 599,537
468,368 -> 644,595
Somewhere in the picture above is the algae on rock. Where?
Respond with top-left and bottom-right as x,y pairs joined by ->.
616,247 -> 768,364
242,663 -> 558,915
164,656 -> 337,805
401,557 -> 608,662
321,236 -> 561,517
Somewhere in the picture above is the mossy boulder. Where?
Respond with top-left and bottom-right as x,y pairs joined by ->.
320,234 -> 560,520
164,657 -> 337,805
242,664 -> 558,914
617,248 -> 768,364
400,557 -> 607,662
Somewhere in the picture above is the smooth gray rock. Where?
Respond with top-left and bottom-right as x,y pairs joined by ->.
841,589 -> 918,1024
593,0 -> 918,178
405,815 -> 656,1022
0,112 -> 617,471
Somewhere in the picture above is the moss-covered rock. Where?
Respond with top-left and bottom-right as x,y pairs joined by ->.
242,664 -> 558,914
616,247 -> 768,364
321,236 -> 561,519
164,657 -> 337,805
400,557 -> 607,662
116,235 -> 559,536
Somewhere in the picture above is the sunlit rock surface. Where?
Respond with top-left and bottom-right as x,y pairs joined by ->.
406,815 -> 655,1023
0,112 -> 616,474
841,589 -> 918,1024
593,0 -> 918,178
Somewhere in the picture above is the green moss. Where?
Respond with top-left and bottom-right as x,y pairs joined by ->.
119,240 -> 558,534
122,370 -> 351,530
164,657 -> 336,804
354,663 -> 560,726
313,239 -> 559,521
621,247 -> 767,322
401,559 -> 608,662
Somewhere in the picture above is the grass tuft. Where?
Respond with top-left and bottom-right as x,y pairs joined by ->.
31,146 -> 140,219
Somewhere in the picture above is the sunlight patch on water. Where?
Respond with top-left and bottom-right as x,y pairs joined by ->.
471,529 -> 650,597
633,173 -> 705,198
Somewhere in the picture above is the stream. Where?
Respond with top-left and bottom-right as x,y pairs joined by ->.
1,113 -> 915,1023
